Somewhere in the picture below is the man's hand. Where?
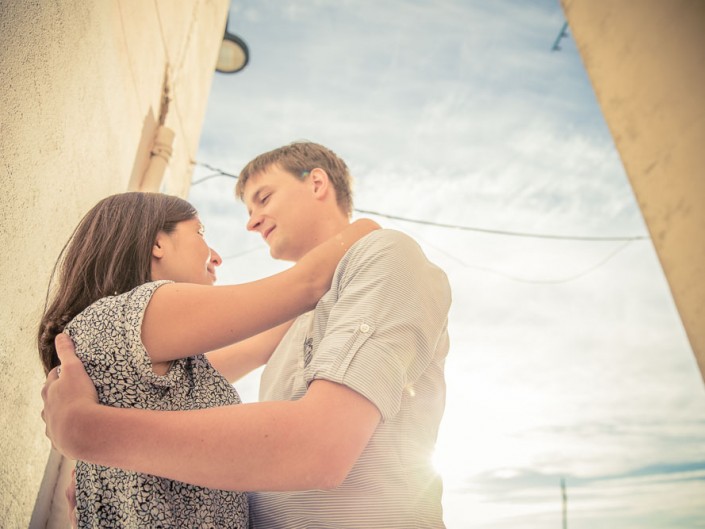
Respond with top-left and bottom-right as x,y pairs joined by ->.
41,333 -> 98,458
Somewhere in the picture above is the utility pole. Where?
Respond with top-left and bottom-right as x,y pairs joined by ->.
561,478 -> 568,529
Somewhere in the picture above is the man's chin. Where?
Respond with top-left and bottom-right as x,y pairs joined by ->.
268,246 -> 283,260
269,246 -> 296,262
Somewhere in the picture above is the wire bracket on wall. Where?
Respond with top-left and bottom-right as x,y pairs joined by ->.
552,21 -> 570,51
157,66 -> 171,126
140,68 -> 175,192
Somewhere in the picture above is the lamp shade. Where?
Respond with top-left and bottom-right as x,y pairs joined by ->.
216,32 -> 249,74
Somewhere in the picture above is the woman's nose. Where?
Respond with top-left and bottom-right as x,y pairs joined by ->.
210,247 -> 223,266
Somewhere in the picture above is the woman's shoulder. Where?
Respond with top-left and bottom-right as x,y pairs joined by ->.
66,280 -> 172,330
121,280 -> 173,307
64,281 -> 175,373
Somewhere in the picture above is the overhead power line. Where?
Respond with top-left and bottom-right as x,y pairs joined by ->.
395,218 -> 637,285
191,161 -> 650,243
355,208 -> 649,242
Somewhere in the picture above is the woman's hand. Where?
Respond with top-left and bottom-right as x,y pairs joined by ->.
338,218 -> 381,250
66,468 -> 78,529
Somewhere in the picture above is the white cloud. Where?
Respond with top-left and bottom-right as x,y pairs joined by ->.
190,1 -> 705,527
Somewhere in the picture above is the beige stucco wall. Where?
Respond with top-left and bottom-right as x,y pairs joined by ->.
0,0 -> 228,526
561,0 -> 705,383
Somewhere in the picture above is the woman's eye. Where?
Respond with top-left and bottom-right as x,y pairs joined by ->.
261,194 -> 270,204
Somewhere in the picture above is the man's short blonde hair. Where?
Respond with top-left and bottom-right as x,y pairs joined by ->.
236,141 -> 354,217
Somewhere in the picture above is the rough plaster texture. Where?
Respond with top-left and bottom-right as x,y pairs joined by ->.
561,0 -> 705,383
0,0 -> 228,526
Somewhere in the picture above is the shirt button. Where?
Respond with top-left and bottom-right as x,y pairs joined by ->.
360,323 -> 370,333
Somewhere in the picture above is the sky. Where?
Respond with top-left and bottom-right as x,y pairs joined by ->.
187,1 -> 705,527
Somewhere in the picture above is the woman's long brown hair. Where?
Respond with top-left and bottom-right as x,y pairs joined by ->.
38,192 -> 197,374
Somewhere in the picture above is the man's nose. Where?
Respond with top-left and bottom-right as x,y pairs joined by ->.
246,211 -> 262,232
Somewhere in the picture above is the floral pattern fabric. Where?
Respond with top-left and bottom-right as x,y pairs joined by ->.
65,280 -> 248,528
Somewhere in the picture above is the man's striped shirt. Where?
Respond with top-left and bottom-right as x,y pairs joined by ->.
250,229 -> 451,529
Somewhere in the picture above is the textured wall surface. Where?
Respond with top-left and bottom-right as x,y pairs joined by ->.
562,0 -> 705,383
0,0 -> 228,526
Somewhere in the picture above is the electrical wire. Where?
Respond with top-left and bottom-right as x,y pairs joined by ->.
355,208 -> 648,242
191,172 -> 230,185
193,162 -> 240,180
383,217 -> 637,285
191,161 -> 650,243
429,236 -> 635,284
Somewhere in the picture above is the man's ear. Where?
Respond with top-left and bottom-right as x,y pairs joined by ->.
308,168 -> 330,199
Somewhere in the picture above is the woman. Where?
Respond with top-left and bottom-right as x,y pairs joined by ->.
38,191 -> 378,528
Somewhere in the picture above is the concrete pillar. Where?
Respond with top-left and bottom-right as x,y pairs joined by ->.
0,1 -> 228,526
561,0 -> 705,382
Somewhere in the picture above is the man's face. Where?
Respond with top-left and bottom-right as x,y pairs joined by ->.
243,164 -> 315,262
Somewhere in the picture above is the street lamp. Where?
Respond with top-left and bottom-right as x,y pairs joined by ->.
216,18 -> 249,74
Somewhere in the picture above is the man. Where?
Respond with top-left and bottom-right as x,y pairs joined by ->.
43,141 -> 452,528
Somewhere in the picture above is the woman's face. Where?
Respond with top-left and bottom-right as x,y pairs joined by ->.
150,217 -> 222,285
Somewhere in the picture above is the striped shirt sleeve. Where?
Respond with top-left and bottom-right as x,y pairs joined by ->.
306,229 -> 451,421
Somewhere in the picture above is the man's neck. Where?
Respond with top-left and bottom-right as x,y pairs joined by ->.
295,216 -> 351,263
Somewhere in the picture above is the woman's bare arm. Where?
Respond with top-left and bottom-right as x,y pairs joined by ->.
142,219 -> 378,364
205,321 -> 292,383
